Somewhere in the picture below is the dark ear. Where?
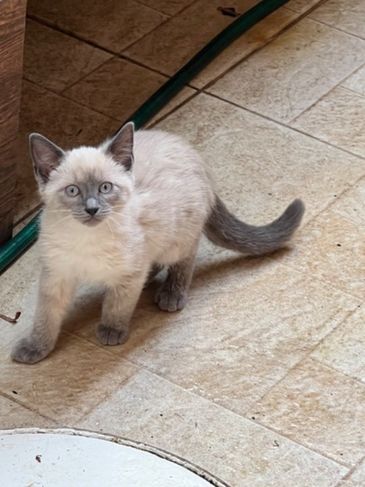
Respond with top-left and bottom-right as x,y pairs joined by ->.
106,122 -> 134,170
29,133 -> 65,185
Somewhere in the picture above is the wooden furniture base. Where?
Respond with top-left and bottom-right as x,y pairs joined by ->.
0,0 -> 26,244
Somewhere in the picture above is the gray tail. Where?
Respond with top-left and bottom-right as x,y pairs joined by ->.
204,196 -> 305,256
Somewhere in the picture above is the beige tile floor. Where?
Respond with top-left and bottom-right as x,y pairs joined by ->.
1,1 -> 365,485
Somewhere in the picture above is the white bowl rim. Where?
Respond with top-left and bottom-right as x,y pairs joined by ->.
0,427 -> 230,487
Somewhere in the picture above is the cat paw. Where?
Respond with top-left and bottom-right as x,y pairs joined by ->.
11,338 -> 50,364
155,288 -> 188,312
96,324 -> 129,346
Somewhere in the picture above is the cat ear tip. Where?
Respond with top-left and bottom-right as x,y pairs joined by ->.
125,121 -> 135,131
29,132 -> 44,143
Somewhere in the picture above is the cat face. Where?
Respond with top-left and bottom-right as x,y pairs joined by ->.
29,123 -> 135,226
54,163 -> 125,226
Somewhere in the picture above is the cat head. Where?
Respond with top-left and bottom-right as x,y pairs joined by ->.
30,122 -> 135,226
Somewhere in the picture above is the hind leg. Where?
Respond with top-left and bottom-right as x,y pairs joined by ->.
155,245 -> 197,312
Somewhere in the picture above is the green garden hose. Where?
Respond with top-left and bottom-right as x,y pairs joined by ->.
0,0 -> 289,273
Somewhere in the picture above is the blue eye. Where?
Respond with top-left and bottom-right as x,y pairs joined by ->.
65,185 -> 80,197
99,182 -> 113,194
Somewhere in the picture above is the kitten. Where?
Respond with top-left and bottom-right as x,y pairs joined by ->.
11,122 -> 304,364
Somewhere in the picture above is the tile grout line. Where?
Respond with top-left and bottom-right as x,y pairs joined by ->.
148,90 -> 200,127
132,0 -> 173,17
270,256 -> 364,304
109,53 -> 167,79
285,0 -> 364,44
74,373 -> 138,425
119,0 -> 199,53
23,78 -> 123,126
275,261 -> 364,304
214,249 -> 362,308
57,333 -> 142,423
338,60 -> 365,86
288,62 -> 365,125
58,57 -> 115,95
24,74 -> 198,135
25,14 -> 116,52
304,173 -> 365,226
265,173 -> 364,300
242,320 -> 365,465
27,0 -> 173,53
203,91 -> 365,161
310,356 -> 365,388
307,17 -> 365,42
26,14 -> 171,80
335,456 -> 365,486
120,0 -> 279,57
242,306 -> 361,412
0,390 -> 56,424
189,6 -> 315,92
246,415 -> 352,469
134,0 -> 196,19
284,0 -> 328,14
340,84 -> 365,100
1,331 -> 140,428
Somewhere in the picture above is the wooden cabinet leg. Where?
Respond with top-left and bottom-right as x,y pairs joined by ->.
0,0 -> 26,244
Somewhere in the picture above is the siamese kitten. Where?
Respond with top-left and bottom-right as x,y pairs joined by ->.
11,122 -> 304,364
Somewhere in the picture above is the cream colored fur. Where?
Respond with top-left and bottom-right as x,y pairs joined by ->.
12,127 -> 215,363
11,124 -> 304,364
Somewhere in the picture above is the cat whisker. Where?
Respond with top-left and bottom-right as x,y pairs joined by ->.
45,215 -> 73,227
105,216 -> 120,231
44,210 -> 69,213
105,219 -> 117,238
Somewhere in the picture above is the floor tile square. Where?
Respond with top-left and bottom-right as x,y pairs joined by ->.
310,0 -> 365,39
292,87 -> 365,158
0,395 -> 55,429
208,19 -> 365,122
312,307 -> 365,383
23,19 -> 112,93
248,358 -> 365,465
124,0 -> 259,76
28,0 -> 167,52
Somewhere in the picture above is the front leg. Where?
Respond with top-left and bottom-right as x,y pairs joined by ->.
11,273 -> 74,364
155,242 -> 198,312
97,271 -> 147,346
